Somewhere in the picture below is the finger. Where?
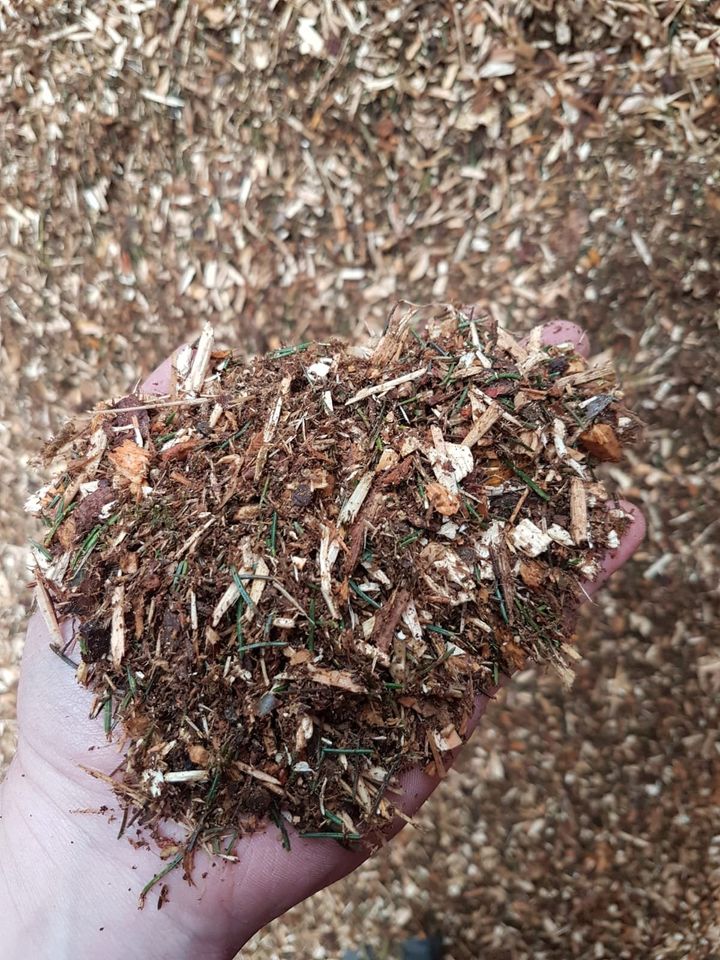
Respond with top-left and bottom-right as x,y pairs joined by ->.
537,319 -> 591,358
140,356 -> 176,396
586,499 -> 646,596
140,350 -> 189,397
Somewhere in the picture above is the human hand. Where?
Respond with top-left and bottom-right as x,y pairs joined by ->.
0,321 -> 645,960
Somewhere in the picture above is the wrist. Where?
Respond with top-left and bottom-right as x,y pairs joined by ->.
0,751 -> 240,960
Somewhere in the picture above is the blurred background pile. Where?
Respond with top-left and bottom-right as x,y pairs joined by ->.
1,2 -> 719,957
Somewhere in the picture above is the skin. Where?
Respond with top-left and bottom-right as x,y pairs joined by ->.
0,322 -> 645,959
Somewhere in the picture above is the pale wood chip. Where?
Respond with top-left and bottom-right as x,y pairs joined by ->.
208,402 -> 224,428
509,518 -> 551,557
495,325 -> 528,362
428,425 -> 473,485
183,323 -> 215,394
561,642 -> 583,662
526,325 -> 545,352
426,481 -> 461,516
235,761 -> 284,792
306,665 -> 367,693
110,583 -> 126,669
164,770 -> 208,784
108,438 -> 150,496
34,576 -> 64,647
553,418 -> 567,459
243,557 -> 270,625
338,470 -> 374,526
401,599 -> 424,647
263,376 -> 291,443
554,660 -> 577,689
344,367 -> 426,405
462,402 -> 501,448
370,300 -> 417,365
434,723 -> 463,751
176,517 -> 215,558
570,478 -> 589,544
172,344 -> 193,392
425,426 -> 473,515
318,524 -> 341,618
255,375 -> 292,482
355,636 -> 391,667
556,361 -> 615,389
212,580 -> 241,626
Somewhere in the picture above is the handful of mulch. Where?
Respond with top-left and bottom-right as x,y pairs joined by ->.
29,302 -> 638,881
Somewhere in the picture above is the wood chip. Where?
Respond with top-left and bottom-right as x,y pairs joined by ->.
462,402 -> 501,448
243,557 -> 270,625
107,439 -> 150,496
570,478 -> 589,544
372,588 -> 411,653
510,518 -> 552,557
426,480 -> 461,516
306,666 -> 367,694
184,323 -> 215,394
319,524 -> 341,617
212,580 -> 241,627
110,584 -> 126,669
339,471 -> 374,526
34,576 -> 65,647
344,367 -> 427,405
495,326 -> 528,362
578,422 -> 622,462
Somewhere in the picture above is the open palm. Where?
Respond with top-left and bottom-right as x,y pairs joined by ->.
0,320 -> 645,960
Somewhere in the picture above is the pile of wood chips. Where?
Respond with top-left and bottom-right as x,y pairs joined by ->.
28,302 -> 638,871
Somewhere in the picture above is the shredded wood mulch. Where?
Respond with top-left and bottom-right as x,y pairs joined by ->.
29,302 -> 636,872
2,1 -> 719,956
